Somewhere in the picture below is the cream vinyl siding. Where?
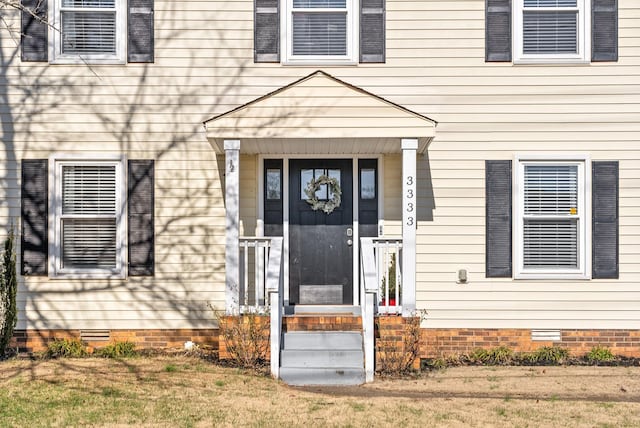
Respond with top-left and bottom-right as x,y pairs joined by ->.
1,0 -> 639,330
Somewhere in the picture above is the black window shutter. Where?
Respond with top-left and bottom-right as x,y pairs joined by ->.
360,0 -> 385,63
486,160 -> 512,277
255,0 -> 279,62
21,0 -> 48,62
21,159 -> 48,276
128,160 -> 154,276
592,0 -> 617,62
128,0 -> 154,63
485,0 -> 511,62
592,161 -> 618,279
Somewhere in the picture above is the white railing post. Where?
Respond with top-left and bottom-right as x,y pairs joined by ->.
360,238 -> 378,383
266,237 -> 284,379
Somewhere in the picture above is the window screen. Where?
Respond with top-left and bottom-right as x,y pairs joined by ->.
522,164 -> 579,268
292,0 -> 348,56
61,0 -> 117,54
522,0 -> 578,54
61,165 -> 117,269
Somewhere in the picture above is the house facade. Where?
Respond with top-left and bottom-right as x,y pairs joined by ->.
3,0 -> 639,381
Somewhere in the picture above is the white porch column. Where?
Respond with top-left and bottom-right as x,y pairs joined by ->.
401,138 -> 418,317
224,140 -> 241,314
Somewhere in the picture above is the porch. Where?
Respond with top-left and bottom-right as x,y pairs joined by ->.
204,71 -> 436,384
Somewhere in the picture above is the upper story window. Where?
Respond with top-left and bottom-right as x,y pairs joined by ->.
514,0 -> 588,63
254,0 -> 384,64
20,0 -> 154,64
51,0 -> 126,63
284,0 -> 357,63
485,0 -> 617,63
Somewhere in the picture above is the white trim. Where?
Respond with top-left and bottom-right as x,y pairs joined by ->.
378,155 -> 384,236
49,0 -> 127,64
513,154 -> 591,280
282,158 -> 290,304
257,157 -> 265,238
513,0 -> 591,64
48,154 -> 126,279
282,0 -> 359,65
352,159 -> 359,306
258,154 -> 383,305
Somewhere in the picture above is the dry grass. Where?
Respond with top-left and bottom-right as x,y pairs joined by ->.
1,357 -> 639,427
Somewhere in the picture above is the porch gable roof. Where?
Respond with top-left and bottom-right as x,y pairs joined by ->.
204,71 -> 437,154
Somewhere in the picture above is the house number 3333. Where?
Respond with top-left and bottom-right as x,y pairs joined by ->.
405,175 -> 415,226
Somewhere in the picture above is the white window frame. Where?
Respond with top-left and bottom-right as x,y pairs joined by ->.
513,155 -> 591,279
513,0 -> 590,64
48,155 -> 127,278
49,0 -> 127,64
281,0 -> 358,65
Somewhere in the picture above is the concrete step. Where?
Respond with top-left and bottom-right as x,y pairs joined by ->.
279,367 -> 365,386
281,349 -> 364,368
283,331 -> 362,351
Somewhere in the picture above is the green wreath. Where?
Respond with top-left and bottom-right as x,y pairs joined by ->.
304,175 -> 342,214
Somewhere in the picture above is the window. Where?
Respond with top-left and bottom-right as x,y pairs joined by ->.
50,159 -> 125,277
284,0 -> 357,63
485,0 -> 617,63
514,157 -> 590,278
254,0 -> 384,63
301,168 -> 341,200
21,0 -> 154,63
514,0 -> 589,62
50,0 -> 126,63
486,159 -> 617,280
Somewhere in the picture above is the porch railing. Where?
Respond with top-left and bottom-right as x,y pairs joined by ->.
371,237 -> 403,315
238,237 -> 277,312
360,236 -> 403,382
238,236 -> 284,379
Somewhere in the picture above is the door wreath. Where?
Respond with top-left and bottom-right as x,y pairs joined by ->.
304,175 -> 342,214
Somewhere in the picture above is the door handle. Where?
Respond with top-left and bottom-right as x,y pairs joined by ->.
347,239 -> 353,246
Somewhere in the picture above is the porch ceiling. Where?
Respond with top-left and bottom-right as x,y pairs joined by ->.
204,71 -> 437,155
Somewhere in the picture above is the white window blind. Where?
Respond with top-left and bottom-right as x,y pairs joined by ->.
61,0 -> 117,54
60,164 -> 117,270
291,0 -> 348,56
522,164 -> 579,269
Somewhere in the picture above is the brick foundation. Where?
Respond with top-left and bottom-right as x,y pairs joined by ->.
10,329 -> 219,354
376,316 -> 421,370
420,329 -> 640,358
283,315 -> 362,332
11,326 -> 640,361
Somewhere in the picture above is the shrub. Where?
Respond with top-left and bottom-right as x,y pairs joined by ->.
96,341 -> 138,358
469,346 -> 514,365
375,313 -> 424,376
521,346 -> 569,365
0,230 -> 17,357
46,338 -> 88,358
214,310 -> 270,369
586,346 -> 615,364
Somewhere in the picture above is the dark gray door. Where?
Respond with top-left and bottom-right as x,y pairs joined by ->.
289,159 -> 353,305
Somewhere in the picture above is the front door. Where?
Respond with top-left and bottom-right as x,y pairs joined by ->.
289,159 -> 353,305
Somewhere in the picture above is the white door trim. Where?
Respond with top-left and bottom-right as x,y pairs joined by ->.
257,154 -> 383,306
